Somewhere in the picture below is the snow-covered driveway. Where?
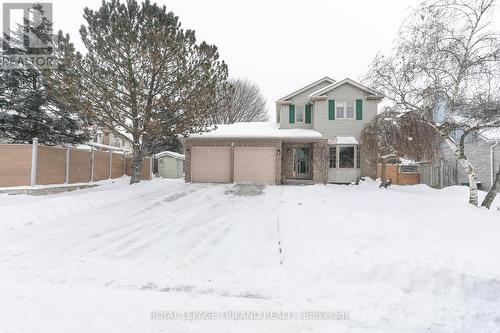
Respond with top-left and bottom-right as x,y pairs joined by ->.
1,178 -> 500,332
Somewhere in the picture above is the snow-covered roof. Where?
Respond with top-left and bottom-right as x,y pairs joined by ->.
75,142 -> 130,152
309,78 -> 383,99
327,136 -> 359,145
188,122 -> 322,139
479,128 -> 500,141
154,150 -> 185,160
399,158 -> 417,165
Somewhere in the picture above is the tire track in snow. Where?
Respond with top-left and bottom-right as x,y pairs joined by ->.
276,187 -> 285,265
68,186 -> 222,256
19,184 -> 210,256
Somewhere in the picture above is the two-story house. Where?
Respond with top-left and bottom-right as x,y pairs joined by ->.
184,76 -> 383,184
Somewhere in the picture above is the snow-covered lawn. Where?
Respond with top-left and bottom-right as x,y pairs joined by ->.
1,178 -> 500,332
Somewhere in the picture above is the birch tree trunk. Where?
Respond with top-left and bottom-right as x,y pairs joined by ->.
481,164 -> 500,209
441,134 -> 478,206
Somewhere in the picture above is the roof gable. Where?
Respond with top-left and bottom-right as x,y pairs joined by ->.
479,128 -> 500,142
309,78 -> 383,99
277,76 -> 335,101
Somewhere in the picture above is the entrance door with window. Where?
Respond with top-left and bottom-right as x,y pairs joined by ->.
293,146 -> 310,178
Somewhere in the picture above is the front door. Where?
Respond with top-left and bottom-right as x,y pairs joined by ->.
293,146 -> 310,178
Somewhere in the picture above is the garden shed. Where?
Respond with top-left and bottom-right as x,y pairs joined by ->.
155,151 -> 185,179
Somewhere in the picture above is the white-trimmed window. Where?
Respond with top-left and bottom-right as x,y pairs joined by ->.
296,105 -> 304,123
329,145 -> 360,169
329,146 -> 336,168
336,101 -> 355,119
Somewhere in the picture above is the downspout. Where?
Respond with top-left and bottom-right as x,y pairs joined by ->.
490,141 -> 498,187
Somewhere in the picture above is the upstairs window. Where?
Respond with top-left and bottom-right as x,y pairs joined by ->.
336,101 -> 355,119
296,105 -> 304,123
346,101 -> 354,118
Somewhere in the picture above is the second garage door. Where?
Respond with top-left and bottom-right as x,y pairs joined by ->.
191,147 -> 231,183
234,147 -> 276,184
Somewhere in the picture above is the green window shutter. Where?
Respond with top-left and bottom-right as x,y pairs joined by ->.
305,104 -> 312,124
289,104 -> 295,124
356,99 -> 363,120
328,100 -> 335,120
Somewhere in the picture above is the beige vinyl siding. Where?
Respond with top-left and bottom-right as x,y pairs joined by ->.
313,83 -> 378,140
279,80 -> 332,129
328,168 -> 362,183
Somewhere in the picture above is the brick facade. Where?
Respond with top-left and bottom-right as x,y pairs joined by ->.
185,138 -> 331,184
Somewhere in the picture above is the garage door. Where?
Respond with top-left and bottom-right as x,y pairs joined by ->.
191,147 -> 231,183
234,147 -> 276,184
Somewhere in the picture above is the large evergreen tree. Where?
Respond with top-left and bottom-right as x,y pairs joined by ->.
0,4 -> 89,144
49,0 -> 229,184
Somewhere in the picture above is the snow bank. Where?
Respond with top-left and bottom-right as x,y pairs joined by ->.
0,177 -> 187,231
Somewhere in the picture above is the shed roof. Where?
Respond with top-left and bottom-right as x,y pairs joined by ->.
154,151 -> 185,160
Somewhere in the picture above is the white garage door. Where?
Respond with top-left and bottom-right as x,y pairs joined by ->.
191,147 -> 231,183
234,147 -> 276,184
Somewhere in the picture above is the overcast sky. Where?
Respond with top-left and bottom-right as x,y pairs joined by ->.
4,0 -> 499,119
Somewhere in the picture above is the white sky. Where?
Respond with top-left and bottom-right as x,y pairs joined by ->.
3,0 -> 499,119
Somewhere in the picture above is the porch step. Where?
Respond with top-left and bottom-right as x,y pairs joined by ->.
283,179 -> 315,186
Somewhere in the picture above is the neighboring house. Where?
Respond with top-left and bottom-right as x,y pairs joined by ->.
428,129 -> 500,190
155,151 -> 185,179
93,131 -> 132,151
184,77 -> 383,184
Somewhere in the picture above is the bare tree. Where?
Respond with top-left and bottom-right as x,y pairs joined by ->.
212,78 -> 269,124
362,109 -> 439,161
366,0 -> 500,206
312,142 -> 329,184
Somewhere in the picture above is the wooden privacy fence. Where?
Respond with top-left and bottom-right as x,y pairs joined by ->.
0,139 -> 152,187
377,163 -> 421,185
